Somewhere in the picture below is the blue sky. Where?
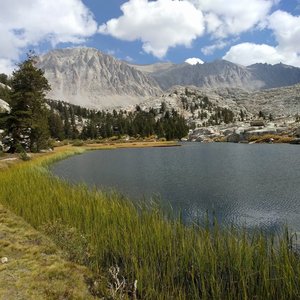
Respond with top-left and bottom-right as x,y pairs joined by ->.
81,0 -> 288,64
0,0 -> 300,73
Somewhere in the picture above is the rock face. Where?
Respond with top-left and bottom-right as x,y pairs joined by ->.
0,99 -> 10,112
128,62 -> 176,74
232,84 -> 300,117
131,60 -> 300,91
37,48 -> 162,109
138,84 -> 300,119
248,63 -> 300,89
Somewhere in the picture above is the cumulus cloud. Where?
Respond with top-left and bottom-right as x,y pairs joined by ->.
99,0 -> 278,58
223,43 -> 286,66
223,10 -> 300,67
99,0 -> 205,58
185,57 -> 204,65
0,59 -> 16,75
0,0 -> 98,73
268,10 -> 300,53
189,0 -> 276,38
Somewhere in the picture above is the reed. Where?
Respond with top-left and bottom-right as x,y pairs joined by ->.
0,149 -> 299,299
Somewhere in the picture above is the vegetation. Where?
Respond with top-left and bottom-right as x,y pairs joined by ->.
0,204 -> 95,299
0,148 -> 299,299
47,100 -> 189,141
248,134 -> 294,144
1,52 -> 50,152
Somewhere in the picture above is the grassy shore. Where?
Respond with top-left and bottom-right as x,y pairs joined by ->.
0,143 -> 300,299
0,204 -> 95,300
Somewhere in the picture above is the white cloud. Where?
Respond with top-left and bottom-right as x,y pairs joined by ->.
99,0 -> 278,58
268,10 -> 300,53
189,0 -> 276,38
223,10 -> 300,67
201,40 -> 228,55
124,56 -> 134,62
99,0 -> 205,58
106,49 -> 117,56
0,59 -> 16,75
0,0 -> 98,74
185,57 -> 204,65
223,43 -> 286,66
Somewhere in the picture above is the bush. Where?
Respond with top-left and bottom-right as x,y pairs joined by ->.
71,140 -> 85,147
18,151 -> 31,161
16,144 -> 31,161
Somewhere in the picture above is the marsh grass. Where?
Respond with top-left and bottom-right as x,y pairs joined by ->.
0,148 -> 299,299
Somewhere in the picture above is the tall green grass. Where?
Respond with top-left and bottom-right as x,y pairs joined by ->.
0,150 -> 299,299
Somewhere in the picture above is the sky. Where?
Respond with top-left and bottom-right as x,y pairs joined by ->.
0,0 -> 300,74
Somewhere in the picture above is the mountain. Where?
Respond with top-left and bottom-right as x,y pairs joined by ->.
131,60 -> 300,91
247,63 -> 300,89
37,48 -> 162,109
37,47 -> 300,111
128,62 -> 176,74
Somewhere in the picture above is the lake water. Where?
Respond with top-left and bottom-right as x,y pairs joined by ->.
51,143 -> 300,232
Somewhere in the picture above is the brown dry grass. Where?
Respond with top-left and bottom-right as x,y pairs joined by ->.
0,204 -> 95,300
248,134 -> 294,144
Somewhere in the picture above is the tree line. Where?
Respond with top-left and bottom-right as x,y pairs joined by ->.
47,100 -> 189,142
0,54 -> 188,152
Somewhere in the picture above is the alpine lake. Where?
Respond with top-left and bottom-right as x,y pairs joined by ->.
51,143 -> 300,233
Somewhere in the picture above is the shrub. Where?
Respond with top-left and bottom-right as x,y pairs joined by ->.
71,140 -> 85,147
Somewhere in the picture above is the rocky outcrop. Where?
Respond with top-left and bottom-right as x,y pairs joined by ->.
0,99 -> 10,112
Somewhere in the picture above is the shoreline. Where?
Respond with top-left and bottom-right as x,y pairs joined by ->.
0,141 -> 299,298
0,140 -> 179,169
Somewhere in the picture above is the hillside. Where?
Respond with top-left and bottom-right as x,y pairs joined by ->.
37,48 -> 162,109
139,83 -> 300,123
131,60 -> 300,91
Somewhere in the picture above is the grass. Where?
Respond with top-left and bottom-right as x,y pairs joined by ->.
248,134 -> 294,143
0,145 -> 299,299
0,204 -> 95,300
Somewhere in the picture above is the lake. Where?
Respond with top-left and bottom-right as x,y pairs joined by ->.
51,143 -> 300,232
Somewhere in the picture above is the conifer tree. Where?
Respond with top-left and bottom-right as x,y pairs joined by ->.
6,51 -> 50,152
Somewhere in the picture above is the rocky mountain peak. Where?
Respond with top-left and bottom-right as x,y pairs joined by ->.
37,47 -> 162,109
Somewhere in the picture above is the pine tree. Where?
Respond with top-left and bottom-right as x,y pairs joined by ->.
48,109 -> 65,140
5,52 -> 51,152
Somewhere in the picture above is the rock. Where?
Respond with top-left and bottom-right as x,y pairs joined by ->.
290,138 -> 300,144
226,133 -> 242,143
1,257 -> 8,264
193,128 -> 216,136
222,128 -> 235,136
0,99 -> 10,112
244,127 -> 277,139
250,120 -> 265,127
296,127 -> 300,137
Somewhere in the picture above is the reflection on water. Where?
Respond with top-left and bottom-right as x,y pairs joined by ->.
51,143 -> 300,232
